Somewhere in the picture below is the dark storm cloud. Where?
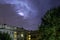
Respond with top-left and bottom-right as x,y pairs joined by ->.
0,0 -> 60,30
50,0 -> 60,7
0,4 -> 24,27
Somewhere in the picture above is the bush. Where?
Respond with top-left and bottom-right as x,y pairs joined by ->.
0,32 -> 11,40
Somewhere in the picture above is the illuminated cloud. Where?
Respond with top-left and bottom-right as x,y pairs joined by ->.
18,12 -> 24,16
1,0 -> 38,19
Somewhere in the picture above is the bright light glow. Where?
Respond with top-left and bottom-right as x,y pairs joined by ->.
29,38 -> 31,40
21,33 -> 24,37
29,35 -> 31,37
14,32 -> 17,38
18,12 -> 24,16
14,32 -> 17,34
28,35 -> 31,40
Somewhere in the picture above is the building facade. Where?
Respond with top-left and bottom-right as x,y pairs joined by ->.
0,24 -> 27,40
30,31 -> 40,40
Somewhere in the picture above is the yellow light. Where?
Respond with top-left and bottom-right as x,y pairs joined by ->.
21,33 -> 24,37
29,35 -> 31,37
14,32 -> 17,38
29,38 -> 31,39
28,37 -> 31,40
14,32 -> 17,34
14,35 -> 17,38
14,39 -> 17,40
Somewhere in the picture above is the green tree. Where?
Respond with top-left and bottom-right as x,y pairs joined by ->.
0,32 -> 11,40
39,7 -> 60,40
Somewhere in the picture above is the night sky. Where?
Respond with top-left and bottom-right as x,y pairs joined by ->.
0,0 -> 60,31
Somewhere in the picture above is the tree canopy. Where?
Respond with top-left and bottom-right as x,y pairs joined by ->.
39,7 -> 60,40
0,32 -> 11,40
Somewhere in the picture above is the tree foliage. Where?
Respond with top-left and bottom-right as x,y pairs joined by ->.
0,32 -> 11,40
39,7 -> 60,40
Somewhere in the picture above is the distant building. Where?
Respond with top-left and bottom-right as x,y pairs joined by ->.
26,31 -> 31,40
0,24 -> 27,40
30,30 -> 40,40
26,30 -> 40,40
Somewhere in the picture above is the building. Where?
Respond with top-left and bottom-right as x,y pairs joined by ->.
0,24 -> 28,40
26,30 -> 40,40
30,30 -> 40,40
26,31 -> 31,40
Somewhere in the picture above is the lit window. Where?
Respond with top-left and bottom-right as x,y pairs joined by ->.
14,32 -> 17,38
29,35 -> 31,37
28,35 -> 31,40
29,38 -> 31,40
14,32 -> 17,34
21,33 -> 24,37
